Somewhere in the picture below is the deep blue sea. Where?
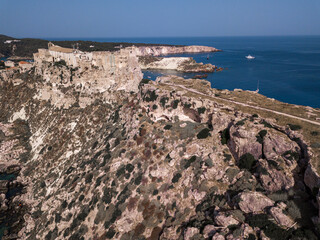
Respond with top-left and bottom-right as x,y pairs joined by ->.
52,36 -> 320,108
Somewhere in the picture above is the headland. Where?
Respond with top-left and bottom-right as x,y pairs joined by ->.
0,41 -> 320,239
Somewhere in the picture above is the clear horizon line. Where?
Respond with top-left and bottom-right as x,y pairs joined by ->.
3,33 -> 320,40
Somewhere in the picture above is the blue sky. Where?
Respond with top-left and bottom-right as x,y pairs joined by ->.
1,0 -> 320,38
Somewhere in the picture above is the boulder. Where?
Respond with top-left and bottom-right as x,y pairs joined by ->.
258,159 -> 295,192
202,225 -> 217,238
270,206 -> 295,228
212,233 -> 226,240
263,129 -> 300,163
228,124 -> 262,161
238,191 -> 274,213
214,212 -> 239,227
184,227 -> 200,240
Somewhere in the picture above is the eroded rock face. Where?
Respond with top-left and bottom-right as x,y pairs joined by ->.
134,45 -> 220,56
0,68 -> 317,239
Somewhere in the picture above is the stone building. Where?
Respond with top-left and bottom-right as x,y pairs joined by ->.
4,60 -> 15,68
18,61 -> 33,72
33,43 -> 143,93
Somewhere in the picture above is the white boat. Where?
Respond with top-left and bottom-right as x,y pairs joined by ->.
246,55 -> 255,59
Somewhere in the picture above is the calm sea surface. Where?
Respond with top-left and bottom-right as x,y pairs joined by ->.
51,36 -> 320,108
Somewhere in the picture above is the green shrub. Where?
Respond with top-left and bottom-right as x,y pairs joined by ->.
184,156 -> 197,169
223,153 -> 232,162
267,191 -> 288,202
197,128 -> 211,139
160,97 -> 169,107
261,120 -> 272,128
85,173 -> 93,183
125,164 -> 134,173
286,200 -> 302,220
145,90 -> 158,102
238,153 -> 256,171
172,100 -> 179,109
164,125 -> 172,130
54,60 -> 67,67
256,130 -> 267,144
197,107 -> 206,114
139,79 -> 151,86
288,124 -> 302,131
220,128 -> 230,145
184,103 -> 192,108
225,168 -> 240,181
248,234 -> 256,240
247,214 -> 290,239
172,173 -> 182,183
236,118 -> 247,126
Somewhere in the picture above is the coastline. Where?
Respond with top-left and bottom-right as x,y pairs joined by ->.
0,45 -> 320,239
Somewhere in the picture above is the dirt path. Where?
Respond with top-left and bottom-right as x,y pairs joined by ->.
165,83 -> 320,127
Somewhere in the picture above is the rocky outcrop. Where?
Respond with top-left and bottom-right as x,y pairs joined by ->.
237,191 -> 275,213
0,59 -> 318,240
32,44 -> 143,109
270,205 -> 295,228
228,121 -> 263,161
0,121 -> 31,239
138,56 -> 216,72
214,212 -> 239,227
134,45 -> 220,56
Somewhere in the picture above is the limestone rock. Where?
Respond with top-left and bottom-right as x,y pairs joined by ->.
263,129 -> 300,164
270,206 -> 295,228
238,191 -> 274,213
134,45 -> 220,56
228,123 -> 262,161
258,159 -> 295,192
202,225 -> 217,238
184,227 -> 200,240
212,233 -> 226,240
214,212 -> 239,227
139,56 -> 216,73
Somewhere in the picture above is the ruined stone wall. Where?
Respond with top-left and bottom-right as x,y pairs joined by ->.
33,46 -> 143,98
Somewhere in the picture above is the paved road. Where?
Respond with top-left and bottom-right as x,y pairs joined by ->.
165,83 -> 320,127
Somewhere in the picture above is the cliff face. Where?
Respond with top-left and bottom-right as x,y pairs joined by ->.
134,45 -> 220,56
33,46 -> 143,104
0,49 -> 319,239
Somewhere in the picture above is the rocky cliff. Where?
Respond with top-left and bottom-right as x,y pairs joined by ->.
134,45 -> 220,56
138,56 -> 216,73
0,48 -> 320,240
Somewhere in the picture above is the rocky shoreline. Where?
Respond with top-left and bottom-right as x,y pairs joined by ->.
138,56 -> 217,73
